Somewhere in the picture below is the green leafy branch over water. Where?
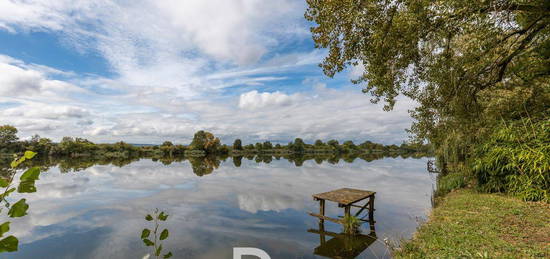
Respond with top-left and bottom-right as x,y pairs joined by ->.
0,151 -> 40,253
141,209 -> 172,259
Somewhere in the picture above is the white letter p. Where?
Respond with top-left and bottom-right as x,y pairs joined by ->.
233,247 -> 271,259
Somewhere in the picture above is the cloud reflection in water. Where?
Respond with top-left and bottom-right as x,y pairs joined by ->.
7,157 -> 434,258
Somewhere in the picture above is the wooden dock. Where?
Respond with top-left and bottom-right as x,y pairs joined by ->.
309,188 -> 375,224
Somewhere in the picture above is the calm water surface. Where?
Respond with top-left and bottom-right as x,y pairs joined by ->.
3,156 -> 435,259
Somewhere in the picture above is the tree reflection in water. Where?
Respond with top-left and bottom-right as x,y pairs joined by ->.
0,152 -> 429,177
232,156 -> 242,167
188,155 -> 221,176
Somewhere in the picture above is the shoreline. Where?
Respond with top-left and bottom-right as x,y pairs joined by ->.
395,189 -> 550,258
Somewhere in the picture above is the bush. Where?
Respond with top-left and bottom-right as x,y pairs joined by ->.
435,170 -> 466,197
473,118 -> 549,202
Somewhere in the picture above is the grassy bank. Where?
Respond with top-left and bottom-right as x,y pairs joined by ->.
395,189 -> 550,258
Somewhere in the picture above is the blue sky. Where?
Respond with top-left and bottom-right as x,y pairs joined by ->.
0,0 -> 415,145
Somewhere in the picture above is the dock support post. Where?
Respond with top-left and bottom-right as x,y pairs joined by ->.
368,195 -> 375,223
319,199 -> 325,223
319,222 -> 326,244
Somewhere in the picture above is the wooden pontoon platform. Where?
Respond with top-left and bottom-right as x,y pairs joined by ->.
309,188 -> 375,224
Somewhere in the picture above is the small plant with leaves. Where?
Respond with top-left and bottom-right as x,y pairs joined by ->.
141,209 -> 172,259
342,215 -> 361,235
0,151 -> 40,253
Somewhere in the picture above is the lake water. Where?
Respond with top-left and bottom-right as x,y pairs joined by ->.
2,155 -> 435,259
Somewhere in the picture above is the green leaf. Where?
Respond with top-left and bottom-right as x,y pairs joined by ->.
141,229 -> 150,239
145,214 -> 153,221
0,178 -> 9,188
10,160 -> 19,169
0,235 -> 18,252
16,157 -> 25,166
8,199 -> 28,218
0,222 -> 10,237
159,229 -> 169,240
158,211 -> 169,221
142,238 -> 154,246
20,167 -> 40,181
17,181 -> 36,193
24,151 -> 36,159
155,244 -> 163,256
10,155 -> 22,168
163,252 -> 173,258
17,167 -> 41,193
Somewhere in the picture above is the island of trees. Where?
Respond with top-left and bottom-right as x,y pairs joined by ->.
0,126 -> 432,163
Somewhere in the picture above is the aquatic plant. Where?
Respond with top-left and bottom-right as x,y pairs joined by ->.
141,209 -> 172,259
0,151 -> 40,253
342,215 -> 362,235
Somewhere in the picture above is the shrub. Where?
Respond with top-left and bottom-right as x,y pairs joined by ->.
435,170 -> 467,197
473,118 -> 549,202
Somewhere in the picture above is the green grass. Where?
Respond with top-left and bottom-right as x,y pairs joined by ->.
396,189 -> 550,258
434,170 -> 467,197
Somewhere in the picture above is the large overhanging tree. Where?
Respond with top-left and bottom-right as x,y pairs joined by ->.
305,0 -> 549,158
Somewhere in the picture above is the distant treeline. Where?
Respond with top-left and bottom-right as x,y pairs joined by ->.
0,126 -> 432,159
0,151 -> 428,178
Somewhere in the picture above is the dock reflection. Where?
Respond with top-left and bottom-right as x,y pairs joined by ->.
308,221 -> 377,259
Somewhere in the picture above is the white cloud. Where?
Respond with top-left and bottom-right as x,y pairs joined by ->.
238,90 -> 300,110
0,0 -> 307,99
206,50 -> 324,81
0,62 -> 43,96
238,193 -> 301,213
0,55 -> 85,99
154,0 -> 268,65
0,56 -> 98,136
0,54 -> 415,143
349,61 -> 365,79
83,126 -> 110,136
76,84 -> 415,144
0,0 -> 72,31
0,2 -> 417,144
3,105 -> 89,119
